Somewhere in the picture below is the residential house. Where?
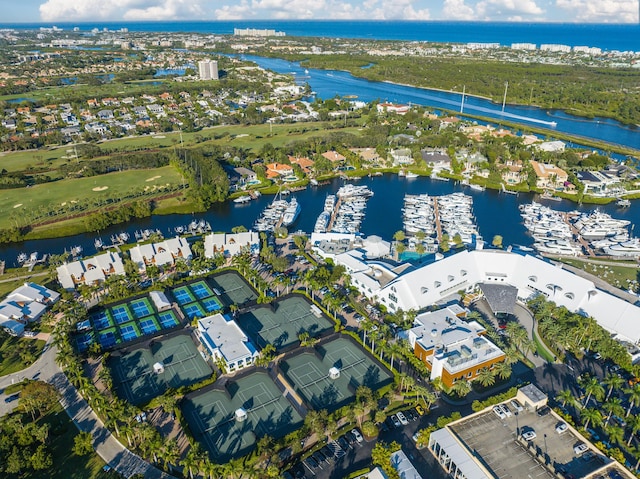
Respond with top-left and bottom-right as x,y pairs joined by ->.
57,252 -> 125,290
376,102 -> 409,115
97,109 -> 114,120
132,106 -> 148,118
390,148 -> 413,166
288,155 -> 314,174
197,313 -> 259,372
529,160 -> 568,189
85,122 -> 108,135
322,151 -> 346,163
128,237 -> 192,272
1,118 -> 16,129
421,148 -> 451,170
204,231 -> 260,258
536,140 -> 566,153
265,162 -> 294,179
502,160 -> 524,185
576,170 -> 622,195
350,148 -> 381,165
0,282 -> 60,336
147,104 -> 165,116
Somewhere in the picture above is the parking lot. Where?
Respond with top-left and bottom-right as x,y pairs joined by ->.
450,402 -> 608,479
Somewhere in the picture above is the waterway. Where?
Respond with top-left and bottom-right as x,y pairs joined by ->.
241,55 -> 640,151
2,175 -> 639,267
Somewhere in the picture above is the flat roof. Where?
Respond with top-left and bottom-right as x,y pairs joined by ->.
198,313 -> 257,364
519,384 -> 547,405
430,428 -> 491,479
479,283 -> 518,314
390,449 -> 423,479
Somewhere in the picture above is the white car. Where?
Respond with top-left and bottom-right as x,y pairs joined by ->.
556,422 -> 568,434
397,411 -> 409,426
574,443 -> 588,455
500,404 -> 512,417
510,400 -> 524,413
351,428 -> 364,443
493,406 -> 506,419
522,430 -> 537,441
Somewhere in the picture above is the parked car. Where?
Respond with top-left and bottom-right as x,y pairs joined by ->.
390,414 -> 402,428
345,431 -> 357,444
500,404 -> 512,417
306,456 -> 319,469
510,399 -> 524,412
536,406 -> 551,416
4,394 -> 19,403
556,422 -> 568,434
522,429 -> 537,441
397,411 -> 409,426
337,436 -> 350,450
415,404 -> 425,416
574,443 -> 589,455
321,446 -> 333,460
493,405 -> 507,419
351,428 -> 364,443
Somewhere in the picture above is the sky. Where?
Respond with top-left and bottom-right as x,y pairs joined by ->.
0,0 -> 637,24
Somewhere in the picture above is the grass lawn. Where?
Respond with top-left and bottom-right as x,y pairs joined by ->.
31,403 -> 114,479
0,165 -> 184,230
0,335 -> 46,377
558,257 -> 640,292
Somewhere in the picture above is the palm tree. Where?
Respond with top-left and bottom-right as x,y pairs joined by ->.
625,384 -> 640,417
475,368 -> 496,388
161,438 -> 181,472
626,414 -> 640,446
603,373 -> 625,401
503,346 -> 520,365
607,424 -> 625,446
556,389 -> 578,408
414,385 -> 436,408
582,377 -> 605,407
603,398 -> 624,426
493,361 -> 512,380
580,407 -> 602,429
451,379 -> 472,397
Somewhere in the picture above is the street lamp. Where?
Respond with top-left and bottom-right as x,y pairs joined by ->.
543,434 -> 548,457
514,411 -> 519,435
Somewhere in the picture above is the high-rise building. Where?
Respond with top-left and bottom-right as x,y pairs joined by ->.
198,60 -> 219,81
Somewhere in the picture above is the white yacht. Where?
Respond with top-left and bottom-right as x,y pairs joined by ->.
282,198 -> 301,227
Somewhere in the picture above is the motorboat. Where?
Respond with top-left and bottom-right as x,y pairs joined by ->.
282,198 -> 301,226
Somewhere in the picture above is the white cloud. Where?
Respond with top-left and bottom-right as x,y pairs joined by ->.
555,0 -> 638,22
39,0 -> 204,21
442,0 -> 476,20
476,0 -> 544,19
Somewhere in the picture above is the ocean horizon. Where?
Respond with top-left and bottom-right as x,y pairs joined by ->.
1,20 -> 639,52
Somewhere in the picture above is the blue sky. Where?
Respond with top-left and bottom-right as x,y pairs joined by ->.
0,0 -> 637,23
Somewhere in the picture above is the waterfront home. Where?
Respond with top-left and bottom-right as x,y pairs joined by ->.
376,102 -> 409,115
196,313 -> 259,372
129,237 -> 192,272
529,160 -> 569,189
57,251 -> 125,290
403,306 -> 505,388
501,161 -> 525,184
0,282 -> 60,335
390,148 -> 414,166
265,162 -> 293,179
536,140 -> 566,153
322,150 -> 346,163
204,231 -> 260,258
288,156 -> 314,174
350,147 -> 382,166
421,148 -> 451,170
576,170 -> 622,196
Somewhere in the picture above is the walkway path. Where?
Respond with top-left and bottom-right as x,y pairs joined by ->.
0,342 -> 173,479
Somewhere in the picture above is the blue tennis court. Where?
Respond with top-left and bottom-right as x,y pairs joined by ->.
202,297 -> 222,312
112,306 -> 132,325
191,281 -> 213,299
76,333 -> 94,352
91,311 -> 111,330
120,324 -> 139,342
158,311 -> 178,328
130,300 -> 152,319
183,303 -> 205,320
173,287 -> 195,305
98,330 -> 117,348
140,318 -> 159,335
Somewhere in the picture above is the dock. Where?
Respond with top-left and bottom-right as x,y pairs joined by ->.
561,212 -> 595,257
433,198 -> 443,242
326,196 -> 342,232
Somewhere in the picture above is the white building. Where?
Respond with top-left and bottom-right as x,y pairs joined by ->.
335,248 -> 640,344
0,283 -> 60,335
129,237 -> 192,272
197,313 -> 259,372
57,252 -> 125,290
511,43 -> 537,50
203,231 -> 260,258
198,60 -> 219,81
390,449 -> 423,479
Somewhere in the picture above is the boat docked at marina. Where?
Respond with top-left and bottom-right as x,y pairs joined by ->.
234,195 -> 252,204
282,197 -> 301,227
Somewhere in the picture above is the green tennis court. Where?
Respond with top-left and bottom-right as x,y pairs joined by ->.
280,336 -> 393,411
182,371 -> 302,462
237,295 -> 333,351
110,334 -> 212,405
208,272 -> 257,307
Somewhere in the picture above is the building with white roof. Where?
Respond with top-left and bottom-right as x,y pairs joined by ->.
335,249 -> 640,345
390,449 -> 423,479
197,313 -> 259,372
406,306 -> 505,387
57,251 -> 125,290
203,231 -> 260,258
0,282 -> 60,335
129,237 -> 192,272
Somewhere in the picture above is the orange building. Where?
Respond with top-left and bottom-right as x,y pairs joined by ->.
406,306 -> 505,388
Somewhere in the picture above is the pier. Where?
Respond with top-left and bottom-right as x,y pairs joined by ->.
433,198 -> 443,242
561,213 -> 595,257
326,196 -> 342,232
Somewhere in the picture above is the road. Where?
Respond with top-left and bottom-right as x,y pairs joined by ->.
0,341 -> 173,479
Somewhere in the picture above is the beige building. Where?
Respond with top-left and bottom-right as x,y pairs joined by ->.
529,160 -> 568,189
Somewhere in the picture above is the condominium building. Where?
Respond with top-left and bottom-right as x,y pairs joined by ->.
198,60 -> 219,81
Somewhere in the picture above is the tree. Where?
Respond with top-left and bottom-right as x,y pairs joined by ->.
493,361 -> 512,380
19,381 -> 58,420
580,407 -> 602,429
582,377 -> 605,407
475,368 -> 496,388
626,414 -> 640,446
625,384 -> 640,417
371,441 -> 401,479
607,424 -> 625,446
603,373 -> 625,401
603,397 -> 624,426
255,343 -> 275,367
556,389 -> 578,408
451,379 -> 472,397
73,431 -> 94,456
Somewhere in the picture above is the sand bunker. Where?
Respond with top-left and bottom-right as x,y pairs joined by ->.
13,203 -> 22,208
92,186 -> 109,192
146,175 -> 162,182
61,202 -> 67,206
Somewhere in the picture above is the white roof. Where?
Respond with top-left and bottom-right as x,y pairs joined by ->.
0,282 -> 59,333
198,313 -> 258,364
390,449 -> 423,479
150,291 -> 171,310
204,231 -> 259,258
129,237 -> 192,269
429,429 -> 491,479
57,252 -> 125,289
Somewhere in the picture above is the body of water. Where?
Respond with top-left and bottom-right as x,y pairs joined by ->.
2,176 -> 639,266
2,21 -> 639,52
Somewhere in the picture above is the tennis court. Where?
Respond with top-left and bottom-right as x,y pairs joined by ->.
112,305 -> 133,325
110,334 -> 212,405
130,298 -> 153,319
237,295 -> 333,351
158,311 -> 178,328
91,310 -> 113,331
183,302 -> 205,320
182,371 -> 302,461
201,297 -> 223,313
191,281 -> 214,299
98,328 -> 119,349
280,336 -> 393,411
76,332 -> 95,352
139,317 -> 160,335
172,286 -> 195,305
208,272 -> 257,307
119,322 -> 141,342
